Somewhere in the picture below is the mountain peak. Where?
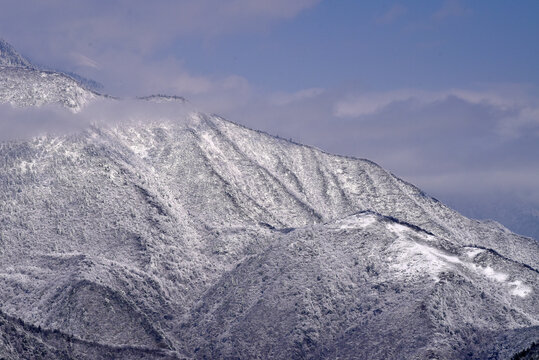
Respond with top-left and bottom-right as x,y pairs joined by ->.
0,39 -> 96,111
0,38 -> 32,68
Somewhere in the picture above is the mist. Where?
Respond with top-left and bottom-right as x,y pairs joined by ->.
0,98 -> 196,141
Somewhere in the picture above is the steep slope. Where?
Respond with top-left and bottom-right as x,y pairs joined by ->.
0,39 -> 96,111
0,39 -> 32,68
0,66 -> 96,111
109,114 -> 539,268
0,307 -> 178,359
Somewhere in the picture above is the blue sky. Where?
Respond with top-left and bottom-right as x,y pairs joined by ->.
1,0 -> 538,238
174,0 -> 539,92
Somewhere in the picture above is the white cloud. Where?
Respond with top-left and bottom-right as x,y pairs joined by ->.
0,0 -> 320,99
334,89 -> 505,118
0,0 -> 321,61
70,52 -> 100,69
270,87 -> 325,106
334,89 -> 429,117
0,98 -> 196,141
333,87 -> 539,140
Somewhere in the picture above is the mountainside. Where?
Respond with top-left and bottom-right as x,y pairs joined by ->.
0,39 -> 95,111
0,39 -> 32,68
0,40 -> 537,359
0,66 -> 96,111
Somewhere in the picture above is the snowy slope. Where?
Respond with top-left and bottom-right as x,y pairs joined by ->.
185,212 -> 538,358
0,39 -> 32,68
0,114 -> 537,359
0,39 -> 96,111
0,40 -> 537,359
0,66 -> 96,111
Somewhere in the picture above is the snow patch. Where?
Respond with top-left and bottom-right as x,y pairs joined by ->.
390,240 -> 462,281
63,149 -> 81,160
478,266 -> 508,282
465,248 -> 485,259
410,243 -> 462,264
508,280 -> 532,298
18,160 -> 34,174
336,214 -> 377,229
130,143 -> 149,158
466,264 -> 531,297
386,222 -> 409,239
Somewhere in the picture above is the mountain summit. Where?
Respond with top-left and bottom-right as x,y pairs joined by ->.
0,39 -> 95,111
0,38 -> 32,68
0,40 -> 537,360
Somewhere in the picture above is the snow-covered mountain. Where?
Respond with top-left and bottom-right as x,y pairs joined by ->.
0,40 -> 537,359
0,39 -> 32,68
0,39 -> 96,111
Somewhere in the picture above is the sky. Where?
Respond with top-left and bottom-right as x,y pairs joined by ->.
0,0 -> 538,239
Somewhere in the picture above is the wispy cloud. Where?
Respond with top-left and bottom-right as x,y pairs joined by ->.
432,0 -> 472,21
333,87 -> 539,140
270,87 -> 324,106
0,0 -> 321,96
376,4 -> 407,25
334,88 -> 520,117
0,0 -> 321,58
0,99 -> 195,141
70,52 -> 100,69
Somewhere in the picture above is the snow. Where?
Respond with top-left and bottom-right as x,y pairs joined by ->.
386,222 -> 409,239
0,66 -> 95,111
508,280 -> 532,297
391,238 -> 533,299
465,247 -> 485,258
466,264 -> 532,298
404,242 -> 462,265
385,224 -> 534,301
335,214 -> 377,229
479,266 -> 508,282
389,235 -> 463,281
18,160 -> 32,174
